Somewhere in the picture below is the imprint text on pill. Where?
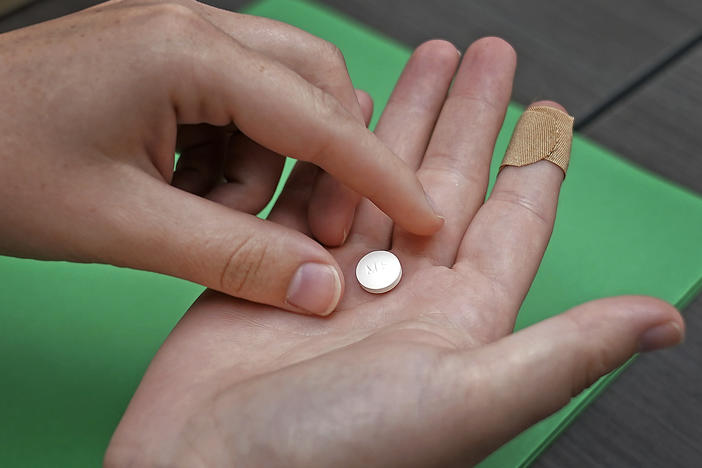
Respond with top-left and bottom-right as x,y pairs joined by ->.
355,250 -> 402,294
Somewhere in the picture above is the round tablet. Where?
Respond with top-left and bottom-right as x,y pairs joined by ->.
355,250 -> 402,294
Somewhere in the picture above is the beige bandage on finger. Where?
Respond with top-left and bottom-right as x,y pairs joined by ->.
500,106 -> 575,175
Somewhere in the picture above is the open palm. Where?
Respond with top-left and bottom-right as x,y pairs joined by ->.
106,39 -> 682,468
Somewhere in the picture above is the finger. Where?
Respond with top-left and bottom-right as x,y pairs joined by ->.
193,4 -> 372,245
175,123 -> 232,153
446,296 -> 683,464
307,89 -> 374,246
170,23 -> 442,236
266,161 -> 318,235
172,126 -> 227,196
353,89 -> 374,125
98,169 -> 344,317
346,40 -> 460,248
393,38 -> 516,266
193,3 -> 365,120
207,133 -> 285,214
454,101 -> 571,321
268,90 -> 373,237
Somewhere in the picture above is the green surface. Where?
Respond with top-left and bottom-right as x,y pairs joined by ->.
1,0 -> 702,466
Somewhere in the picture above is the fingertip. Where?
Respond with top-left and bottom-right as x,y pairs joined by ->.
285,262 -> 343,316
308,201 -> 354,247
422,192 -> 447,235
638,320 -> 685,352
427,214 -> 447,235
408,39 -> 462,83
353,88 -> 372,108
406,211 -> 446,237
354,89 -> 374,126
284,244 -> 345,317
529,100 -> 568,114
615,295 -> 683,328
393,189 -> 446,237
467,36 -> 516,62
459,37 -> 517,80
416,39 -> 461,61
307,173 -> 359,247
625,296 -> 685,351
572,295 -> 685,352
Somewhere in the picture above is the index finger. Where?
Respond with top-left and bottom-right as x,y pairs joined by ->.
172,24 -> 443,236
191,3 -> 393,244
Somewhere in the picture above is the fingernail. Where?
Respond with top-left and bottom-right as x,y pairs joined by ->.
424,191 -> 444,220
286,263 -> 341,316
341,216 -> 354,245
638,321 -> 684,352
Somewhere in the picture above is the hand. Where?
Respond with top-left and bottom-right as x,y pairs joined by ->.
105,39 -> 684,467
0,0 -> 441,316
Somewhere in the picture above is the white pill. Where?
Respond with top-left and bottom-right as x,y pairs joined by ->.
355,250 -> 402,294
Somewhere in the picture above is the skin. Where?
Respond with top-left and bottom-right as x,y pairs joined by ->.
105,39 -> 685,467
0,0 -> 442,317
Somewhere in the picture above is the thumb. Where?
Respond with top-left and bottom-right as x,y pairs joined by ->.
98,174 -> 343,316
457,296 -> 684,460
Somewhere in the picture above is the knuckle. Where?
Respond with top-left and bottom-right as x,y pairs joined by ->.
563,312 -> 617,396
132,1 -> 216,73
320,40 -> 347,69
306,88 -> 349,162
309,41 -> 358,118
309,40 -> 349,84
420,159 -> 484,189
489,189 -> 553,228
574,339 -> 612,396
315,86 -> 348,121
219,236 -> 268,296
447,89 -> 501,113
141,1 -> 205,36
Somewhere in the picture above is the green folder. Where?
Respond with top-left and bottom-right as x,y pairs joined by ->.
1,0 -> 701,466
